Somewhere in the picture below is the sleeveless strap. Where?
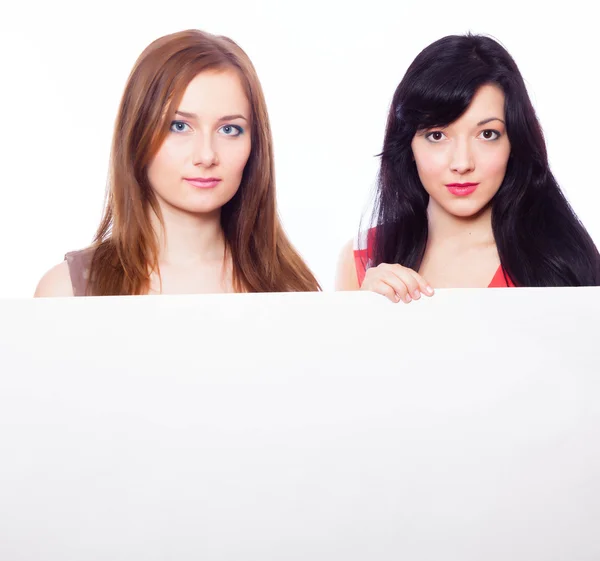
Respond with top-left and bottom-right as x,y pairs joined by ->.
353,227 -> 377,286
64,247 -> 95,296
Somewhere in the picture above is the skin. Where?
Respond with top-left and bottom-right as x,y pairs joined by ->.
336,84 -> 512,302
34,68 -> 252,297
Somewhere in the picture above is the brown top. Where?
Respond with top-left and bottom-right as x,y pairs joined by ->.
64,247 -> 96,296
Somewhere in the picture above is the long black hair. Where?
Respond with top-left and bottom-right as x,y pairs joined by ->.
370,33 -> 600,286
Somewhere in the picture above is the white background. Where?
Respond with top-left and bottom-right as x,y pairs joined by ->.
1,0 -> 598,296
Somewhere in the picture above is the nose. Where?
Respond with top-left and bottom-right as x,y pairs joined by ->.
192,133 -> 219,167
450,138 -> 474,174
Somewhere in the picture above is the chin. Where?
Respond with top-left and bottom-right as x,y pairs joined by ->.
179,201 -> 227,215
175,192 -> 238,215
444,201 -> 488,219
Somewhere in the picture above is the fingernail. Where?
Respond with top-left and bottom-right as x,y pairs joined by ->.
404,294 -> 412,303
426,286 -> 434,295
413,290 -> 421,299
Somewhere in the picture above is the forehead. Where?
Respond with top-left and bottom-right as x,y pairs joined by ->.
454,84 -> 506,124
177,68 -> 250,118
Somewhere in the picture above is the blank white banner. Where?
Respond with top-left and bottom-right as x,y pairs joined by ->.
0,289 -> 599,560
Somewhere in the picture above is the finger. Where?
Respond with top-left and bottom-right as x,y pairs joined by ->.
383,263 -> 433,298
361,277 -> 398,302
361,274 -> 405,303
377,270 -> 413,303
406,269 -> 435,296
382,265 -> 421,300
376,280 -> 402,303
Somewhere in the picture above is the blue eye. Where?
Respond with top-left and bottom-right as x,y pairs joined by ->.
219,124 -> 243,136
170,120 -> 191,133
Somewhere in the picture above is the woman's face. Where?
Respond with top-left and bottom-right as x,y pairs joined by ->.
147,68 -> 252,217
411,84 -> 511,218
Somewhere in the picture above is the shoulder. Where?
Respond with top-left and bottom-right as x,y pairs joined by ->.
335,228 -> 378,290
65,247 -> 96,271
335,238 -> 358,290
34,260 -> 74,297
34,246 -> 97,298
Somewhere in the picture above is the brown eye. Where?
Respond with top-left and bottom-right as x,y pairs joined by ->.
479,129 -> 500,140
426,131 -> 445,142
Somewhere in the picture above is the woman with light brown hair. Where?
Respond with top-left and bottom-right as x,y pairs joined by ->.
35,29 -> 320,296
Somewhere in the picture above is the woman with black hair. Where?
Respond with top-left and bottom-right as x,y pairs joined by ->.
336,33 -> 600,303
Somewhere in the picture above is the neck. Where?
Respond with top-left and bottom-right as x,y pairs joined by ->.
150,201 -> 227,266
427,199 -> 495,249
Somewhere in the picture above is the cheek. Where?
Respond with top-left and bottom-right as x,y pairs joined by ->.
478,146 -> 510,180
148,138 -> 186,185
220,139 -> 252,176
413,147 -> 448,183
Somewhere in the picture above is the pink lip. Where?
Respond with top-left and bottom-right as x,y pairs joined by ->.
184,177 -> 221,189
445,182 -> 479,196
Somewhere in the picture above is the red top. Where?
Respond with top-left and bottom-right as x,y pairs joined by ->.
487,265 -> 516,287
353,227 -> 516,288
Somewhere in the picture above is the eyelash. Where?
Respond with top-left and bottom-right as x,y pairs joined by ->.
218,124 -> 244,136
169,121 -> 245,136
170,120 -> 191,133
478,129 -> 501,141
424,129 -> 502,142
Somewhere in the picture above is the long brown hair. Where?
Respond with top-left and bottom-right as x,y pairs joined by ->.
87,29 -> 320,295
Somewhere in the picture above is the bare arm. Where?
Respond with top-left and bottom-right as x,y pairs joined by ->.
34,261 -> 75,298
335,239 -> 360,291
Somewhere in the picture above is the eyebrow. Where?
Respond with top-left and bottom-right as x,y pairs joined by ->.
175,110 -> 248,122
477,117 -> 505,126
